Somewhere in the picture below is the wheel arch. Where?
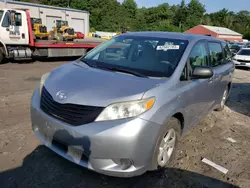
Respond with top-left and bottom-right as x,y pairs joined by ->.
173,112 -> 185,131
148,111 -> 185,171
228,82 -> 232,90
0,40 -> 8,56
227,82 -> 232,97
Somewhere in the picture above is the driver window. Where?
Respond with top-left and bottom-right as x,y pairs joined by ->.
189,41 -> 209,78
180,41 -> 208,80
189,42 -> 208,67
14,13 -> 22,26
2,12 -> 10,27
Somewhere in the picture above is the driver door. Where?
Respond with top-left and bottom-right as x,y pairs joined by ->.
181,41 -> 215,127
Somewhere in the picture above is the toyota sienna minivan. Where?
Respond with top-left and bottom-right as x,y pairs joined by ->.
31,32 -> 234,177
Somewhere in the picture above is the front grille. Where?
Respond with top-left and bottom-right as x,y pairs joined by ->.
237,59 -> 250,63
40,87 -> 104,126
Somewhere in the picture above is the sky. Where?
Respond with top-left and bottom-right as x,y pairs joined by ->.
119,0 -> 250,13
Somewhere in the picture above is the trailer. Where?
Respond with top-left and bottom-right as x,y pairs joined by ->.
0,8 -> 105,63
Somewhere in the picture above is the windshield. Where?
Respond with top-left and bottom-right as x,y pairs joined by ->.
82,35 -> 188,77
238,50 -> 250,56
0,10 -> 3,21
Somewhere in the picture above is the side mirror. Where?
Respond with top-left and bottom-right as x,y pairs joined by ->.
192,66 -> 213,79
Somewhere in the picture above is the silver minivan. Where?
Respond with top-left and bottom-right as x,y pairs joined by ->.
31,32 -> 234,177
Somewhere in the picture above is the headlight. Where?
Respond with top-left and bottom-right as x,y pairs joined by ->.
233,57 -> 237,61
95,97 -> 155,121
40,72 -> 50,94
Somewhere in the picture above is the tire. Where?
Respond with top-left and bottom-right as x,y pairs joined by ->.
215,87 -> 229,111
151,117 -> 181,170
0,49 -> 5,64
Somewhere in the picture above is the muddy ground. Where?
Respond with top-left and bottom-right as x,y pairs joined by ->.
0,60 -> 249,188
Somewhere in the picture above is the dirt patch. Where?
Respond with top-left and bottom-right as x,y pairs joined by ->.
0,62 -> 249,188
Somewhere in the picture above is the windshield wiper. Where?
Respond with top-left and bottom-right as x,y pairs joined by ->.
80,59 -> 147,78
102,67 -> 148,78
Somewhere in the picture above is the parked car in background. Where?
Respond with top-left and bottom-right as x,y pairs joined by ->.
75,32 -> 85,39
233,48 -> 250,68
31,32 -> 234,177
230,44 -> 241,56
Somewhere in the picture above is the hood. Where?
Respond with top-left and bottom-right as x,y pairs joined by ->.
44,62 -> 165,107
235,55 -> 250,60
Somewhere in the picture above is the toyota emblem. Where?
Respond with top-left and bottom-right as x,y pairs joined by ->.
56,91 -> 67,101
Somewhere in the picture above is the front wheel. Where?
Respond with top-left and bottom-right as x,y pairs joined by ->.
151,117 -> 181,169
215,88 -> 229,111
0,49 -> 5,64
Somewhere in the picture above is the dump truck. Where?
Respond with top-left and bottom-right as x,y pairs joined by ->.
0,8 -> 105,64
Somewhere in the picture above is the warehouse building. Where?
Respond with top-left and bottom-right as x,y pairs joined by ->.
185,25 -> 243,42
0,0 -> 89,34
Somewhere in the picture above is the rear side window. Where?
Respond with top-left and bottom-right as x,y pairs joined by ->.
222,42 -> 232,61
208,42 -> 223,67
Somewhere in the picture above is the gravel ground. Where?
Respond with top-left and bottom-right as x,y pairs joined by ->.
0,61 -> 249,188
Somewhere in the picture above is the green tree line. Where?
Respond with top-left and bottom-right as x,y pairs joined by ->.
22,0 -> 250,39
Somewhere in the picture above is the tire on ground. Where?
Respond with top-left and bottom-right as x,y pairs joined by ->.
0,48 -> 5,64
151,117 -> 181,170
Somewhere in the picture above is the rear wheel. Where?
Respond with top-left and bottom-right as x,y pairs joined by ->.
215,87 -> 229,111
151,117 -> 181,169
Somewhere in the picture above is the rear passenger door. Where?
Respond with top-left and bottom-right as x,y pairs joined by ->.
207,42 -> 233,104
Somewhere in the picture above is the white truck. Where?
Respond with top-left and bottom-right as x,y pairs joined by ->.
0,8 -> 105,64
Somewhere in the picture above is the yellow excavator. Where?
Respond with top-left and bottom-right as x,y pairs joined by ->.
31,18 -> 50,40
51,20 -> 77,41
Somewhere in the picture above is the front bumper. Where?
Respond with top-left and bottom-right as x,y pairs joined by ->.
30,88 -> 162,177
233,60 -> 250,68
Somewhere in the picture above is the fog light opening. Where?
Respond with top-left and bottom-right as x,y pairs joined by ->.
120,159 -> 133,170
